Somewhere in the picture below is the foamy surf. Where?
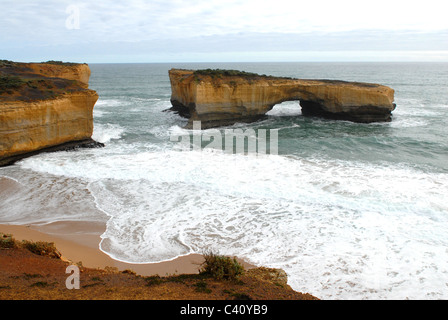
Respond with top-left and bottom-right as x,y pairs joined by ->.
92,123 -> 126,144
13,144 -> 448,299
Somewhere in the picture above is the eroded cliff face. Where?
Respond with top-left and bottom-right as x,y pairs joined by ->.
169,69 -> 396,128
0,61 -> 100,166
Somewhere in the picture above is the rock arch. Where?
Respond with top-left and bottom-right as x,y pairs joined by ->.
168,69 -> 396,129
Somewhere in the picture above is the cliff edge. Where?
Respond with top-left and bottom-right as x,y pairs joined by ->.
0,60 -> 102,166
0,230 -> 319,300
169,69 -> 396,128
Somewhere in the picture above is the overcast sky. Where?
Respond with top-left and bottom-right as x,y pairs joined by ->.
1,0 -> 448,62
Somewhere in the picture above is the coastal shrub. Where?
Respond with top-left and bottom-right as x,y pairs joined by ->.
230,292 -> 252,300
42,60 -> 82,66
193,280 -> 212,293
145,275 -> 164,286
23,273 -> 42,280
0,233 -> 16,249
199,251 -> 244,281
0,60 -> 16,67
21,240 -> 61,259
26,81 -> 38,89
0,75 -> 25,94
192,69 -> 293,81
0,232 -> 62,258
30,281 -> 51,288
194,69 -> 260,78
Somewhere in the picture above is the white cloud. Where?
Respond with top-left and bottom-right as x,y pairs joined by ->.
2,0 -> 448,42
1,0 -> 447,61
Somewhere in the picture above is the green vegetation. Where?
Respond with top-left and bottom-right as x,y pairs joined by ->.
82,277 -> 105,288
37,79 -> 53,89
0,233 -> 16,249
223,289 -> 253,300
23,273 -> 42,280
26,81 -> 38,89
42,60 -> 83,66
192,69 -> 293,83
1,59 -> 81,67
194,69 -> 262,78
20,240 -> 61,259
193,279 -> 212,293
1,232 -> 60,258
30,281 -> 53,288
0,60 -> 17,67
199,251 -> 245,281
144,275 -> 164,286
0,76 -> 68,99
0,60 -> 84,98
0,75 -> 25,94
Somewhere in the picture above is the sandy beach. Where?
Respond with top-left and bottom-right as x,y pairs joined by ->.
0,222 -> 257,277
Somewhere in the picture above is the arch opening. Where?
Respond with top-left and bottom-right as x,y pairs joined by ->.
266,100 -> 302,117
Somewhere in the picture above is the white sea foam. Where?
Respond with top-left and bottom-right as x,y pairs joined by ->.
431,104 -> 448,109
149,125 -> 179,138
92,123 -> 125,143
9,88 -> 448,299
95,99 -> 130,107
16,146 -> 448,299
93,109 -> 106,118
266,101 -> 301,117
93,99 -> 132,118
0,169 -> 106,224
383,99 -> 445,128
389,116 -> 429,128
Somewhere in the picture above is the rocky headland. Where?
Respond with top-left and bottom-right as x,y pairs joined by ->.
0,60 -> 102,167
169,68 -> 396,129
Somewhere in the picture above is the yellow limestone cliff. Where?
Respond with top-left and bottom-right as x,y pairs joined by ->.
169,69 -> 396,128
0,61 -> 100,166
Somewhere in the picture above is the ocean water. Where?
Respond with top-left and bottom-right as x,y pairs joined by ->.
1,62 -> 448,299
